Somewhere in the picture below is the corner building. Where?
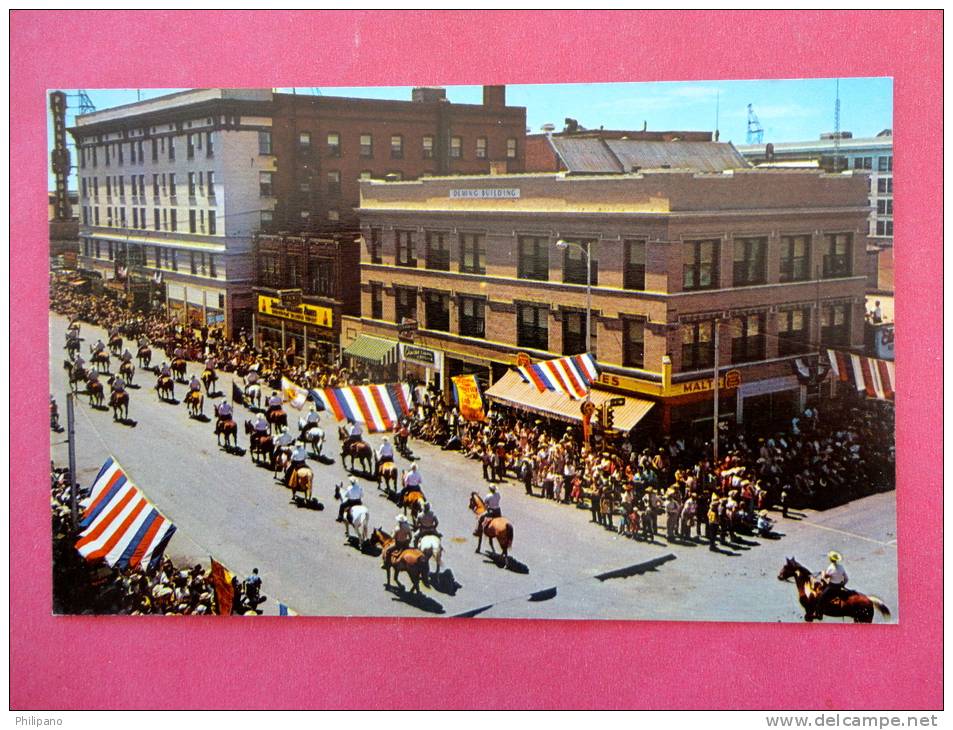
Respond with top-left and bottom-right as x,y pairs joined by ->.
347,168 -> 870,434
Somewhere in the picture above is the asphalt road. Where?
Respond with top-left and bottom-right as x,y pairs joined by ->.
50,313 -> 899,622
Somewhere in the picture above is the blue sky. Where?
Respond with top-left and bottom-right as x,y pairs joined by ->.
52,77 -> 892,190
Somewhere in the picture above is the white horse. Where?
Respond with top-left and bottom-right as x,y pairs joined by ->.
335,482 -> 370,547
244,383 -> 262,409
297,419 -> 325,457
417,534 -> 444,576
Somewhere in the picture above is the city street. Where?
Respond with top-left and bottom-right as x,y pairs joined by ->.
50,314 -> 899,621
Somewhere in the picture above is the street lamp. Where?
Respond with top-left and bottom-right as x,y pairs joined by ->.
555,239 -> 592,358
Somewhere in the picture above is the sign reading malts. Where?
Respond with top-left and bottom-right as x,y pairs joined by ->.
449,188 -> 520,200
258,295 -> 333,329
676,369 -> 742,394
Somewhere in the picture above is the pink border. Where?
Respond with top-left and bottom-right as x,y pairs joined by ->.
11,10 -> 941,710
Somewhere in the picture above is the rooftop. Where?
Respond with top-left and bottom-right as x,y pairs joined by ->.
548,137 -> 750,174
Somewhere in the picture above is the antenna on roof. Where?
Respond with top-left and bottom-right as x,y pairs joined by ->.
714,91 -> 720,142
834,79 -> 841,158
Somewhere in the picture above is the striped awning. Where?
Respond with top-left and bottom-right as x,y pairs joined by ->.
343,334 -> 399,366
485,370 -> 655,433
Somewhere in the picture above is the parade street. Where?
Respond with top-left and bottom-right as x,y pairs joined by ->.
50,314 -> 899,621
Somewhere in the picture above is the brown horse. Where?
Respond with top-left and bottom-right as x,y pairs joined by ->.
214,416 -> 238,449
108,334 -> 123,355
338,426 -> 373,472
136,345 -> 152,368
377,461 -> 399,492
287,466 -> 313,504
200,368 -> 218,395
87,379 -> 104,407
266,406 -> 288,434
778,557 -> 891,623
185,389 -> 204,418
109,390 -> 129,421
155,374 -> 175,402
68,364 -> 87,393
469,492 -> 514,563
244,421 -> 275,467
119,359 -> 135,385
90,350 -> 111,373
170,358 -> 187,382
371,528 -> 430,594
400,485 -> 427,522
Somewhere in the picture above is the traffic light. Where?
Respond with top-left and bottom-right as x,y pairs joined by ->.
604,405 -> 615,430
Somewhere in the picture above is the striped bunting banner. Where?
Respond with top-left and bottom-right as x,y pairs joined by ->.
75,457 -> 177,570
826,349 -> 895,401
517,353 -> 598,400
315,383 -> 412,433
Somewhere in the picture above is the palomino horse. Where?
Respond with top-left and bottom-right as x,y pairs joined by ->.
469,492 -> 514,563
185,389 -> 204,418
266,406 -> 288,434
109,390 -> 129,421
155,374 -> 175,402
287,466 -> 314,504
87,379 -> 104,407
90,350 -> 111,373
371,528 -> 429,593
244,421 -> 275,467
778,557 -> 891,623
170,358 -> 188,382
108,333 -> 123,355
400,486 -> 427,521
214,414 -> 238,449
119,359 -> 135,385
334,482 -> 371,547
337,426 -> 373,473
136,345 -> 152,368
377,461 -> 399,492
201,368 -> 218,395
244,383 -> 262,410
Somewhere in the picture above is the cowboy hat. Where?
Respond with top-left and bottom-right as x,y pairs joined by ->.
828,551 -> 842,563
489,484 -> 498,492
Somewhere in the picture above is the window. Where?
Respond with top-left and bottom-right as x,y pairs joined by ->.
169,173 -> 177,200
154,209 -> 160,230
877,177 -> 893,194
107,240 -> 114,260
188,172 -> 196,198
104,145 -> 110,166
208,210 -> 217,235
459,296 -> 486,338
327,170 -> 341,196
506,138 -> 518,159
359,171 -> 372,180
517,303 -> 549,351
450,136 -> 462,159
562,240 -> 598,285
260,254 -> 281,288
623,240 -> 646,290
309,259 -> 334,297
207,171 -> 216,200
137,141 -> 143,163
370,282 -> 383,320
187,134 -> 195,160
300,210 -> 311,222
258,131 -> 272,155
298,178 -> 311,194
139,207 -> 145,229
209,255 -> 217,278
823,233 -> 852,278
683,239 -> 719,291
821,303 -> 851,346
360,134 -> 373,157
260,210 -> 273,228
327,210 -> 339,222
518,235 -> 549,281
368,227 -> 383,263
730,313 -> 765,363
425,231 -> 450,271
151,139 -> 158,162
852,156 -> 872,170
152,174 -> 160,199
120,208 -> 126,227
170,209 -> 177,232
779,235 -> 811,282
138,175 -> 144,200
391,135 -> 403,159
395,287 -> 417,324
131,208 -> 137,229
681,320 -> 715,370
298,131 -> 312,151
732,237 -> 767,287
476,137 -> 487,159
106,177 -> 112,200
168,136 -> 175,161
118,143 -> 124,166
623,319 -> 646,368
562,309 -> 593,357
92,147 -> 98,167
459,233 -> 486,274
206,132 -> 214,158
876,220 -> 894,237
189,209 -> 197,233
162,209 -> 168,230
259,172 -> 274,197
424,291 -> 450,332
327,132 -> 340,156
396,230 -> 417,267
778,308 -> 811,356
877,199 -> 893,215
190,251 -> 208,276
877,156 -> 893,172
422,135 -> 434,159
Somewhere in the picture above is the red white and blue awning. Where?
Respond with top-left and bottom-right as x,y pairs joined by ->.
517,353 -> 598,400
315,383 -> 413,432
827,349 -> 895,401
75,457 -> 177,570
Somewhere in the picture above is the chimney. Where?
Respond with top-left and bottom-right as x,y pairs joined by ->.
412,87 -> 447,103
483,85 -> 505,108
489,161 -> 508,175
765,143 -> 775,162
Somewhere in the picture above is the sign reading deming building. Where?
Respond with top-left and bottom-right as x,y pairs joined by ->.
449,188 -> 521,199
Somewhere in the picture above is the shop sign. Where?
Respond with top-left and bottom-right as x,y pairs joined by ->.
258,295 -> 333,329
675,369 -> 742,395
400,342 -> 442,369
397,318 -> 418,343
278,288 -> 303,308
515,352 -> 532,368
449,188 -> 520,200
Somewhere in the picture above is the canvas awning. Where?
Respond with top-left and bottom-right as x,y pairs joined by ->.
343,334 -> 399,366
485,370 -> 655,433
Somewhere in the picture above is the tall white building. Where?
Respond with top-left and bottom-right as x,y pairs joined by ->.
71,89 -> 278,335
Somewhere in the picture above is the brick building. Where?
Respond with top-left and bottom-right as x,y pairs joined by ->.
346,163 -> 870,435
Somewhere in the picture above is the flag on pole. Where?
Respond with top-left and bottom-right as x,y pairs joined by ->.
319,383 -> 412,432
281,376 -> 308,410
517,353 -> 598,400
451,374 -> 486,422
232,381 -> 245,405
209,558 -> 236,616
75,457 -> 177,570
278,602 -> 298,616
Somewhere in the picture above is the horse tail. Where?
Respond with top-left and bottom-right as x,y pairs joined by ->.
503,522 -> 514,549
869,596 -> 891,620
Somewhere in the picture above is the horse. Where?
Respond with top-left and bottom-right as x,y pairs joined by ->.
244,421 -> 275,467
273,445 -> 293,480
155,374 -> 175,402
201,368 -> 218,396
66,337 -> 81,359
334,482 -> 371,547
469,492 -> 514,564
417,533 -> 444,577
777,557 -> 891,623
87,379 -> 104,407
214,415 -> 238,449
377,461 -> 399,492
136,345 -> 152,369
119,359 -> 135,385
287,465 -> 314,504
185,389 -> 204,418
68,364 -> 87,394
108,333 -> 123,355
266,406 -> 288,434
298,426 -> 325,457
400,486 -> 427,522
90,350 -> 111,373
244,383 -> 262,410
170,358 -> 187,382
337,426 -> 373,473
109,389 -> 129,421
371,528 -> 429,594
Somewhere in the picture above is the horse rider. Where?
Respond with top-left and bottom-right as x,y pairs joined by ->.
344,420 -> 363,450
252,413 -> 270,438
474,484 -> 501,537
284,442 -> 308,484
188,374 -> 202,394
244,364 -> 260,388
110,375 -> 126,393
92,338 -> 105,355
243,568 -> 262,608
399,463 -> 423,502
86,369 -> 100,388
816,551 -> 849,615
204,355 -> 217,372
159,362 -> 172,380
137,333 -> 150,349
414,502 -> 441,546
120,347 -> 133,364
376,436 -> 394,478
173,344 -> 186,361
383,514 -> 414,569
72,353 -> 86,372
266,391 -> 283,415
215,399 -> 233,422
302,404 -> 320,432
337,476 -> 363,523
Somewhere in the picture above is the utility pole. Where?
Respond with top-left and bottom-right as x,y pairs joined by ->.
66,392 -> 79,528
712,321 -> 720,464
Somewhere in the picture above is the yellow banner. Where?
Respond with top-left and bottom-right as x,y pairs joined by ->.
452,374 -> 486,422
258,295 -> 333,329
